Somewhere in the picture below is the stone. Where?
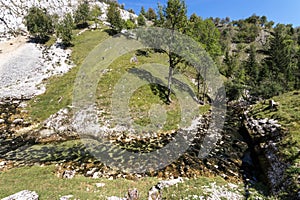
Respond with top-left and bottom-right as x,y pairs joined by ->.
86,167 -> 98,176
12,118 -> 23,124
0,160 -> 6,166
59,195 -> 73,200
39,129 -> 56,138
0,119 -> 4,124
62,170 -> 76,179
157,177 -> 184,189
127,188 -> 139,200
2,190 -> 39,200
107,196 -> 126,200
95,183 -> 105,188
148,186 -> 162,200
93,172 -> 101,179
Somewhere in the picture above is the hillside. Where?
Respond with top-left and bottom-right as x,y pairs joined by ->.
0,0 -> 299,199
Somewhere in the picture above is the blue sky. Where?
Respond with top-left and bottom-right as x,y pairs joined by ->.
119,0 -> 300,27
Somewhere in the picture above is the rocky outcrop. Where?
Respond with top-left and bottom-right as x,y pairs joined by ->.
0,0 -> 137,40
2,190 -> 39,200
243,112 -> 294,196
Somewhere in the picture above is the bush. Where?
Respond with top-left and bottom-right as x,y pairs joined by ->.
25,7 -> 53,42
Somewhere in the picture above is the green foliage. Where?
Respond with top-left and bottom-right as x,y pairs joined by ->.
233,20 -> 260,43
262,24 -> 298,96
140,6 -> 146,16
244,44 -> 259,85
107,2 -> 124,32
56,13 -> 74,46
146,8 -> 157,21
124,19 -> 136,29
137,14 -> 146,26
24,7 -> 53,42
74,1 -> 90,28
90,5 -> 103,28
164,0 -> 188,31
187,15 -> 222,59
154,3 -> 165,26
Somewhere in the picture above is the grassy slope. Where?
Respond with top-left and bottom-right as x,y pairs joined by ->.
28,29 -> 110,122
28,28 -> 206,130
0,165 -> 247,200
249,90 -> 300,193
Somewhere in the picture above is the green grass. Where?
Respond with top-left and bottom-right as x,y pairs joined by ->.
28,28 -> 208,131
28,29 -> 109,122
249,90 -> 300,159
0,165 -> 158,200
0,165 -> 246,200
249,90 -> 300,194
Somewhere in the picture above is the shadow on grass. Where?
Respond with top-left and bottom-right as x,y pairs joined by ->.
128,67 -> 200,105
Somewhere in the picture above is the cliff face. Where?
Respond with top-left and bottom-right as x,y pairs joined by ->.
0,0 -> 136,40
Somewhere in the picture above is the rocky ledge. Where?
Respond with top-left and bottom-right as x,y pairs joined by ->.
243,109 -> 298,198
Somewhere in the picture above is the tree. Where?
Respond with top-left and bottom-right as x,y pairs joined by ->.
260,16 -> 267,27
262,24 -> 297,96
140,6 -> 146,16
90,5 -> 103,28
107,3 -> 124,32
187,15 -> 222,58
74,1 -> 90,28
24,7 -> 53,42
161,0 -> 188,101
154,3 -> 165,26
57,13 -> 74,46
137,13 -> 146,26
128,9 -> 135,14
244,44 -> 259,86
146,8 -> 157,21
125,19 -> 136,29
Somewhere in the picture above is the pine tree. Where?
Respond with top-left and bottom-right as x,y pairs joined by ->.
57,13 -> 74,46
244,44 -> 259,85
137,13 -> 146,26
74,1 -> 90,28
140,6 -> 146,16
107,3 -> 124,32
146,8 -> 157,21
24,7 -> 53,42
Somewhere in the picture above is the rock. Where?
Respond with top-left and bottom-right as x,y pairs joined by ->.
0,119 -> 4,124
12,118 -> 23,124
148,186 -> 162,200
62,170 -> 76,179
0,161 -> 7,166
157,177 -> 183,189
2,190 -> 39,200
39,129 -> 56,138
127,188 -> 139,200
92,172 -> 101,179
269,99 -> 279,110
86,167 -> 98,177
95,183 -> 105,188
107,197 -> 126,200
59,195 -> 73,200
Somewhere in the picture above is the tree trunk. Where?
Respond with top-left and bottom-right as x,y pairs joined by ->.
167,65 -> 173,103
